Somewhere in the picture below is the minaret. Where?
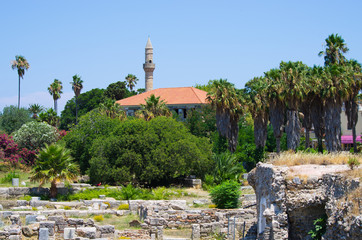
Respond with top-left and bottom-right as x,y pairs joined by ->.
143,37 -> 155,92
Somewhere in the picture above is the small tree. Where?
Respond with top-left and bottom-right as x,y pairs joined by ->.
0,106 -> 32,134
31,143 -> 79,198
13,121 -> 59,151
210,180 -> 241,209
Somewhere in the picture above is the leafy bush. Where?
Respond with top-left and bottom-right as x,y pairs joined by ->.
13,121 -> 59,151
118,204 -> 129,210
64,206 -> 72,210
62,110 -> 119,173
212,152 -> 245,184
0,133 -> 37,166
308,215 -> 327,240
0,171 -> 20,183
88,117 -> 212,185
210,180 -> 241,209
0,106 -> 32,134
93,215 -> 104,222
0,134 -> 20,164
20,195 -> 32,201
60,88 -> 106,130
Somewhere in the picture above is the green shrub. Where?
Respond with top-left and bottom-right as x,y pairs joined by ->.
0,171 -> 20,183
20,195 -> 32,201
308,215 -> 327,240
348,157 -> 360,170
93,215 -> 104,222
210,180 -> 241,209
0,106 -> 32,134
64,206 -> 71,210
87,117 -> 212,186
13,121 -> 59,151
118,204 -> 129,210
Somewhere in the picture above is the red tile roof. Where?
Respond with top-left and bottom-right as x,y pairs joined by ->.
116,87 -> 208,107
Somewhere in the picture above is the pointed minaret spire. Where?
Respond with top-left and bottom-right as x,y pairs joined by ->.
146,37 -> 153,49
143,37 -> 155,92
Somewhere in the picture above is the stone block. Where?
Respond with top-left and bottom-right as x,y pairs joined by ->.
30,200 -> 49,208
64,228 -> 76,239
8,236 -> 21,240
192,224 -> 200,240
39,221 -> 55,236
26,215 -> 37,225
48,215 -> 66,225
10,215 -> 21,226
17,200 -> 28,207
22,225 -> 37,237
39,228 -> 49,240
76,227 -> 97,239
67,218 -> 84,226
8,187 -> 24,196
36,215 -> 47,222
97,225 -> 114,234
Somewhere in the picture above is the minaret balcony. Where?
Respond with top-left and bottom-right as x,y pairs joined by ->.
143,63 -> 155,69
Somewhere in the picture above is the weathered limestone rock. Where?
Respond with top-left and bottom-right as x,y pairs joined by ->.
191,224 -> 200,240
10,215 -> 21,226
64,228 -> 76,239
38,228 -> 49,240
39,221 -> 55,236
248,162 -> 361,240
76,227 -> 97,239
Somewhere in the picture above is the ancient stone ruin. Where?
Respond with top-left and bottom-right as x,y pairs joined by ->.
248,163 -> 361,240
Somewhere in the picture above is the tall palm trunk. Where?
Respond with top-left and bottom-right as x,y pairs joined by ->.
227,114 -> 239,153
253,111 -> 269,149
310,98 -> 325,152
54,99 -> 58,115
18,75 -> 21,109
269,100 -> 284,153
285,110 -> 301,151
75,96 -> 78,124
324,99 -> 342,152
300,101 -> 312,149
50,180 -> 57,199
345,97 -> 358,152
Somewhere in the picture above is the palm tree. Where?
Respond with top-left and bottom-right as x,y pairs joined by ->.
308,66 -> 326,152
206,79 -> 244,153
38,108 -> 60,127
48,79 -> 63,115
31,143 -> 79,198
344,60 -> 362,152
279,61 -> 309,151
212,152 -> 244,184
136,94 -> 171,121
321,65 -> 350,152
319,33 -> 349,66
99,98 -> 126,120
11,55 -> 30,109
264,69 -> 285,153
319,34 -> 350,152
70,75 -> 83,124
125,74 -> 138,91
244,77 -> 269,150
28,104 -> 44,119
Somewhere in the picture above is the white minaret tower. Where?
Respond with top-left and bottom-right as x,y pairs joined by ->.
143,37 -> 155,92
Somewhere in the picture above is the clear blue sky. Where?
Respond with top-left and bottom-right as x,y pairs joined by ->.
1,0 -> 361,113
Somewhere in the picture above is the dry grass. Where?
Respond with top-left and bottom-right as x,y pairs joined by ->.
336,186 -> 362,217
270,152 -> 361,166
341,168 -> 362,179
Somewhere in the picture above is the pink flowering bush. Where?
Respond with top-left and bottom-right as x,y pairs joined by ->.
0,133 -> 37,166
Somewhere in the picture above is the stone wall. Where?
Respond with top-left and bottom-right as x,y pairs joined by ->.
248,163 -> 361,240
